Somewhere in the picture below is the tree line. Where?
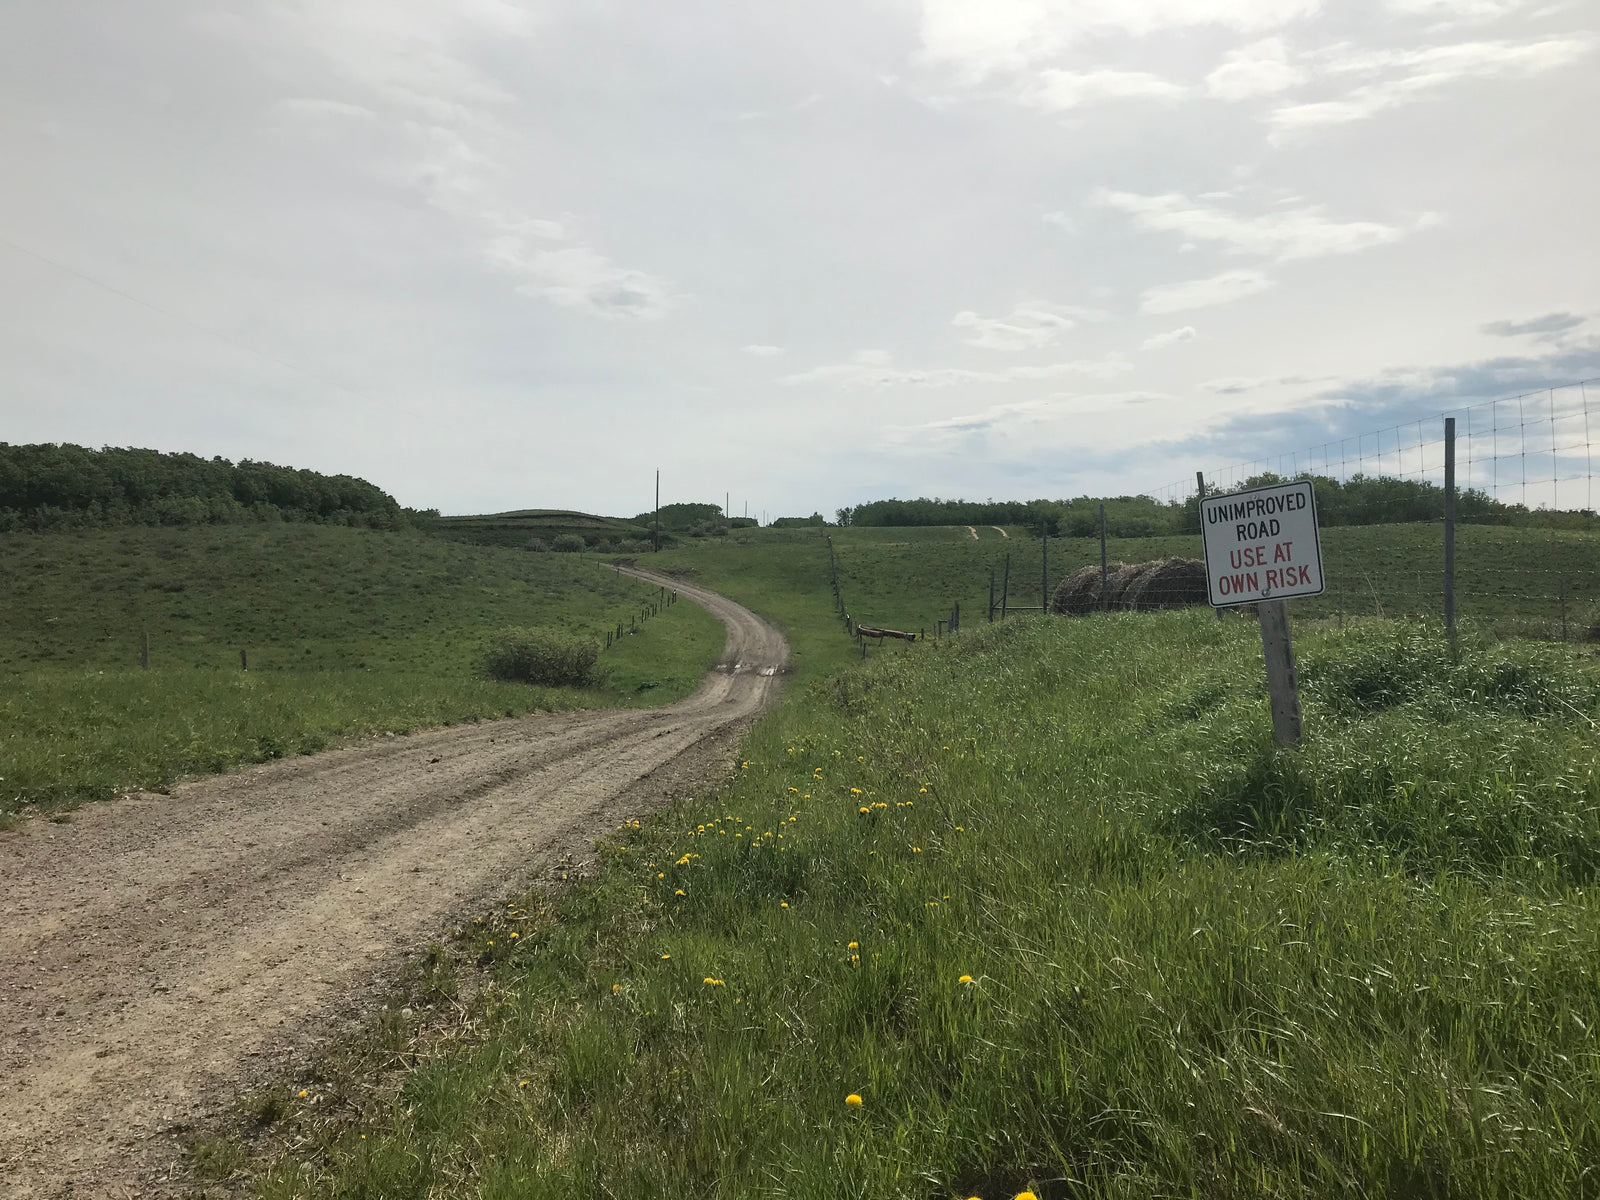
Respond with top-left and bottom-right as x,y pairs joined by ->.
0,443 -> 436,532
839,473 -> 1597,537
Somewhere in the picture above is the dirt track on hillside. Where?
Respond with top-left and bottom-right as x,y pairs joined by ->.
0,568 -> 786,1198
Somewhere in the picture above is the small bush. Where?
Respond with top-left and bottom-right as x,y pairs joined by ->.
480,628 -> 600,687
526,537 -> 549,553
551,534 -> 586,553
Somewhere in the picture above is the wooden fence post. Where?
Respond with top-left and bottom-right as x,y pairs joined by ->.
1257,600 -> 1303,747
240,648 -> 247,671
1443,417 -> 1456,636
1001,555 -> 1010,620
140,631 -> 150,670
1099,503 -> 1108,613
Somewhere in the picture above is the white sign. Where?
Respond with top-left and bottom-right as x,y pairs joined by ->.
1199,480 -> 1325,607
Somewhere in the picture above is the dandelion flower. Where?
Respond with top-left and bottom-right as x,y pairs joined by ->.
850,787 -> 862,795
781,901 -> 789,908
845,1093 -> 863,1107
913,846 -> 922,853
297,1089 -> 308,1098
612,983 -> 622,994
658,872 -> 665,879
660,953 -> 671,960
509,932 -> 519,939
859,806 -> 870,815
1015,1192 -> 1038,1200
848,941 -> 858,949
959,974 -> 973,984
519,1079 -> 530,1088
703,977 -> 724,986
675,889 -> 686,896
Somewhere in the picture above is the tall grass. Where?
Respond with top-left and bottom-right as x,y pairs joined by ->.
253,613 -> 1600,1198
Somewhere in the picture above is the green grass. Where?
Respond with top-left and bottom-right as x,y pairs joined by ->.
251,607 -> 1600,1199
0,526 -> 723,814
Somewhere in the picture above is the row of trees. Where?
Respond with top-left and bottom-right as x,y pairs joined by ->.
0,443 -> 435,532
839,474 -> 1596,537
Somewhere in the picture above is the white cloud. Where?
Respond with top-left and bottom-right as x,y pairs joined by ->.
483,223 -> 680,320
1206,37 -> 1304,100
1096,189 -> 1419,261
1141,269 -> 1275,313
1022,68 -> 1187,111
951,302 -> 1096,351
742,344 -> 786,356
916,0 -> 1322,83
246,3 -> 677,321
780,349 -> 1131,388
1203,376 -> 1268,393
1142,325 -> 1197,349
1272,36 -> 1592,131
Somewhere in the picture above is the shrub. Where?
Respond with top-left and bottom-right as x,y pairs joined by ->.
480,628 -> 601,687
551,534 -> 586,553
526,537 -> 549,553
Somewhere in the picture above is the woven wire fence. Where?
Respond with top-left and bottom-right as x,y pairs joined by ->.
1148,379 -> 1599,641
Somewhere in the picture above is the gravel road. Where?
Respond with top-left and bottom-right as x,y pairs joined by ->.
0,567 -> 786,1198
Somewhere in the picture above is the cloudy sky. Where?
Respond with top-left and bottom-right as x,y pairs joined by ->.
2,1 -> 1596,517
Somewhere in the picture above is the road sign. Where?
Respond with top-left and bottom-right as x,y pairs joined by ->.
1199,479 -> 1324,608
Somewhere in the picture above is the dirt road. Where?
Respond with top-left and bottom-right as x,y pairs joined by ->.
0,568 -> 786,1198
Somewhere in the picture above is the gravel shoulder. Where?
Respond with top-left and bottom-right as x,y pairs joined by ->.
0,567 -> 786,1198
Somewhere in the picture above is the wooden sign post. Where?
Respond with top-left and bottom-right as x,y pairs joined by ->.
1198,480 -> 1325,748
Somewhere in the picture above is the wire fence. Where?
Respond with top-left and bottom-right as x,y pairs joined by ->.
1149,379 -> 1600,641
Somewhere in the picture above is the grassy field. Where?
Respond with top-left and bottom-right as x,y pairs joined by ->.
248,605 -> 1600,1199
678,521 -> 1600,646
0,526 -> 723,816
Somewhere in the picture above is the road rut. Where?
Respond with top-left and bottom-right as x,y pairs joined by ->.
0,568 -> 786,1197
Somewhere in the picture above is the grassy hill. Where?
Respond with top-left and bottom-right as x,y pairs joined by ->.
429,509 -> 656,552
0,525 -> 723,816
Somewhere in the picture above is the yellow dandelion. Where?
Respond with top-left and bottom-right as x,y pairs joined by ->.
675,889 -> 686,896
850,787 -> 863,795
845,1093 -> 863,1107
509,932 -> 519,939
658,872 -> 665,879
959,974 -> 974,984
788,787 -> 798,793
660,953 -> 671,960
612,983 -> 622,994
297,1089 -> 308,1098
859,806 -> 870,815
912,846 -> 922,853
703,977 -> 724,986
518,1079 -> 530,1088
1015,1192 -> 1038,1200
781,901 -> 789,908
919,787 -> 927,794
848,941 -> 858,949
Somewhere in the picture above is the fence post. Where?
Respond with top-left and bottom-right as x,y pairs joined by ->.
1197,473 -> 1223,620
953,602 -> 960,632
1258,600 -> 1304,746
1040,522 -> 1048,612
1001,554 -> 1010,620
1443,417 -> 1456,636
140,631 -> 150,670
1099,503 -> 1108,613
988,569 -> 995,622
240,648 -> 247,671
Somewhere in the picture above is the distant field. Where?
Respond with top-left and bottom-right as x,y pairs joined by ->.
429,509 -> 653,552
0,526 -> 723,815
672,521 -> 1600,645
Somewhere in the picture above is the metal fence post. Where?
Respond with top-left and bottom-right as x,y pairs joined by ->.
1443,417 -> 1456,635
1098,503 -> 1108,612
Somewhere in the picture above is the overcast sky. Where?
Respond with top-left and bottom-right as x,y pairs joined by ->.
2,1 -> 1596,517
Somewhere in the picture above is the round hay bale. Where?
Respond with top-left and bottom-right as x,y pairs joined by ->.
1050,562 -> 1124,615
1105,560 -> 1159,609
1120,557 -> 1209,611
